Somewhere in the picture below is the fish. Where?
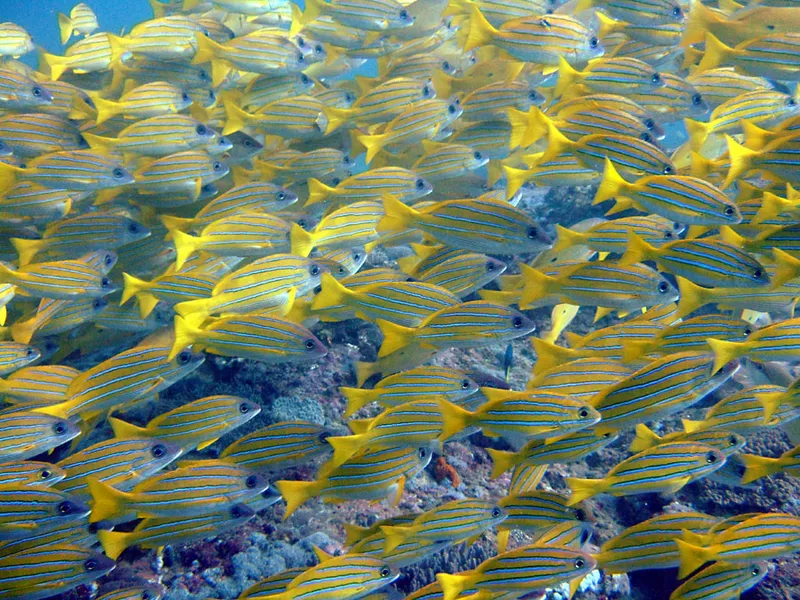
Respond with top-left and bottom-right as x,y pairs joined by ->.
108,395 -> 260,452
0,461 -> 65,488
0,485 -> 90,540
0,23 -> 34,58
57,3 -> 99,44
708,318 -> 800,373
91,81 -> 192,125
276,445 -> 432,518
0,410 -> 79,461
87,460 -> 269,522
738,444 -> 800,483
670,560 -> 770,600
594,511 -> 720,573
0,149 -> 134,193
436,544 -> 596,600
567,442 -> 726,505
218,420 -> 334,471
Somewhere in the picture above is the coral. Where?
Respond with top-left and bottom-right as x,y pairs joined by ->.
433,456 -> 461,488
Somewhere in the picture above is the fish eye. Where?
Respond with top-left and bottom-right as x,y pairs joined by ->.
418,447 -> 428,458
239,402 -> 250,414
127,222 -> 141,234
574,558 -> 585,569
603,432 -> 612,438
724,205 -> 735,216
92,298 -> 103,309
243,138 -> 254,148
298,219 -> 309,228
300,74 -> 311,85
343,155 -> 352,165
305,339 -> 317,350
32,86 -> 42,97
199,69 -> 210,82
218,137 -> 229,147
486,260 -> 495,271
381,567 -> 391,578
651,73 -> 661,84
315,44 -> 324,55
752,566 -> 761,576
672,5 -> 682,16
729,435 -> 738,446
101,277 -> 112,289
319,430 -> 331,442
25,347 -> 36,357
177,350 -> 192,365
581,529 -> 591,544
744,327 -> 752,335
196,124 -> 207,135
353,252 -> 361,261
442,60 -> 451,71
662,165 -> 673,175
640,132 -> 652,143
658,281 -> 669,293
331,177 -> 341,186
512,316 -> 524,328
54,422 -> 67,435
461,379 -> 471,389
213,161 -> 223,171
245,475 -> 259,488
313,284 -> 322,294
691,93 -> 703,106
182,92 -> 191,102
297,53 -> 305,63
142,593 -> 151,600
527,226 -> 538,239
39,469 -> 52,479
491,507 -> 502,518
84,559 -> 98,571
58,501 -> 75,515
706,451 -> 718,463
112,167 -> 127,179
310,264 -> 320,276
578,408 -> 590,418
589,36 -> 598,49
643,118 -> 655,130
416,178 -> 426,189
83,95 -> 95,108
785,97 -> 795,107
297,36 -> 306,47
474,151 -> 484,161
753,268 -> 763,279
575,508 -> 586,521
448,104 -> 457,114
152,444 -> 166,457
422,84 -> 432,97
664,231 -> 673,239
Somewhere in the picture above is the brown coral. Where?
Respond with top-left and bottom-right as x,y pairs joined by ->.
433,456 -> 460,488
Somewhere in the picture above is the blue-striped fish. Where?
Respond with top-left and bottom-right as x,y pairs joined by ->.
131,150 -> 229,202
0,67 -> 52,110
91,81 -> 192,125
0,259 -> 115,299
0,410 -> 79,461
0,461 -> 65,488
108,395 -> 260,452
218,421 -> 334,471
0,149 -> 133,193
0,486 -> 89,540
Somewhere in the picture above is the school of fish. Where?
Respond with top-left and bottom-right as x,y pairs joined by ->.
0,0 -> 798,598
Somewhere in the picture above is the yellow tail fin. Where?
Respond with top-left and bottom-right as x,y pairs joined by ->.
464,6 -> 498,52
628,424 -> 662,453
57,12 -> 74,44
92,96 -> 121,126
619,231 -> 658,267
192,31 -> 222,65
108,416 -> 148,439
696,33 -> 733,74
552,225 -> 586,253
376,318 -> 416,357
326,433 -> 365,468
486,447 -> 516,479
706,337 -> 747,375
681,418 -> 705,434
312,272 -> 355,312
676,276 -> 712,318
377,194 -> 420,235
621,339 -> 653,363
274,479 -> 316,520
358,132 -> 388,165
438,399 -> 474,441
503,166 -> 531,200
532,337 -> 577,375
565,476 -> 605,506
738,453 -> 782,484
81,132 -> 117,153
507,107 -> 530,150
554,56 -> 581,99
10,237 -> 46,267
40,51 -> 68,81
222,98 -> 250,136
121,272 -> 148,306
685,118 -> 712,153
97,529 -> 130,561
306,177 -> 337,206
723,134 -> 759,190
340,387 -> 374,418
594,158 -> 630,205
169,315 -> 201,360
675,538 -> 715,579
539,120 -> 574,165
519,263 -> 559,309
170,229 -> 202,271
86,476 -> 129,523
772,248 -> 800,288
290,223 -> 316,258
380,524 -> 410,553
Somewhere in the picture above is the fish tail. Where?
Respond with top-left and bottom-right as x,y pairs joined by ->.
0,161 -> 20,193
554,56 -> 580,99
380,525 -> 409,553
436,572 -> 470,600
620,231 -> 656,267
9,237 -> 45,267
553,224 -> 585,252
323,106 -> 351,135
378,194 -> 419,235
439,399 -> 474,441
681,418 -> 705,434
682,0 -> 713,46
343,523 -> 369,546
685,118 -> 711,153
311,272 -> 352,311
358,132 -> 388,164
507,107 -> 530,149
192,31 -> 222,65
136,294 -> 160,319
696,33 -> 732,74
741,120 -> 773,151
121,272 -> 148,306
757,391 -> 784,423
675,539 -> 714,579
39,50 -> 68,81
10,315 -> 36,344
628,424 -> 662,453
739,453 -> 782,484
486,447 -> 516,478
523,106 -> 552,148
87,476 -> 128,523
464,6 -> 497,52
486,160 -> 505,188
290,223 -> 316,258
503,166 -> 531,200
92,95 -> 120,126
57,12 -> 73,45
595,11 -> 619,38
80,131 -> 117,153
565,476 -> 604,505
306,177 -> 336,206
376,318 -> 415,357
170,229 -> 201,271
706,337 -> 747,375
539,120 -> 573,167
106,33 -> 131,66
222,98 -> 250,136
0,262 -> 17,285
772,248 -> 800,288
547,303 -> 579,343
519,263 -> 557,309
356,361 -> 378,387
594,158 -> 629,205
754,191 -> 794,227
326,434 -> 364,468
477,289 -> 516,306
97,529 -> 130,561
676,276 -> 712,317
160,214 -> 194,233
170,315 -> 202,361
274,479 -> 316,520
108,416 -> 147,439
723,135 -> 758,190
531,338 -> 576,375
340,387 -> 373,418
174,298 -> 211,319
621,339 -> 652,363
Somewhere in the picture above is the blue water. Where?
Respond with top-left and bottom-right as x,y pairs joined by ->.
2,0 -> 152,56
